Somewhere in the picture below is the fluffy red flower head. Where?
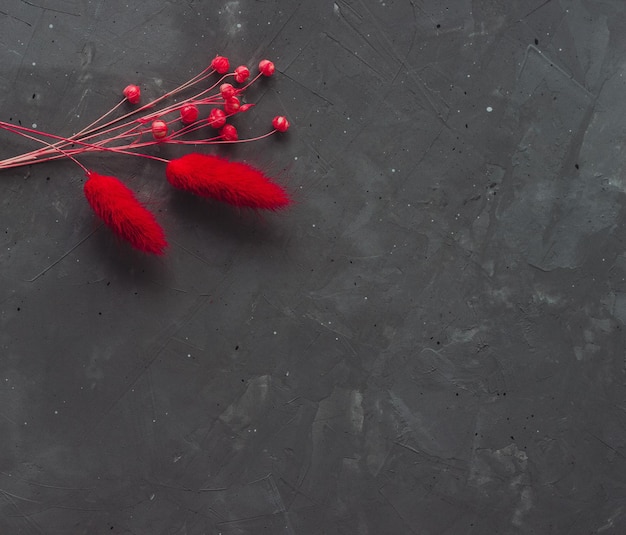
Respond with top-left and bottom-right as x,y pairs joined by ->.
166,153 -> 291,210
84,172 -> 167,254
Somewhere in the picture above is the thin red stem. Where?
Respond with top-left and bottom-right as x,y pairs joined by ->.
0,123 -> 89,173
0,67 -> 228,167
0,120 -> 169,168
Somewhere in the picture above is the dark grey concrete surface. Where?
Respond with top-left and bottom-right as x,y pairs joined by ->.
1,0 -> 626,533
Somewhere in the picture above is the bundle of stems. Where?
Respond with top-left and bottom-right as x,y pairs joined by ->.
0,56 -> 288,170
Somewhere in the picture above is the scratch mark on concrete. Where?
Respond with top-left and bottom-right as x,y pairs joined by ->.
377,486 -> 419,534
0,9 -> 32,26
522,0 -> 555,20
519,45 -> 594,99
280,70 -> 334,106
1,489 -> 45,534
19,0 -> 80,16
25,226 -> 101,282
80,294 -> 211,440
322,31 -> 385,80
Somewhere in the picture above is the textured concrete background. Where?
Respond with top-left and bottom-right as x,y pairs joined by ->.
1,0 -> 626,533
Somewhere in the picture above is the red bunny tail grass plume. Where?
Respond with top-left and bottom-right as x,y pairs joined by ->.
84,172 -> 167,254
166,153 -> 291,210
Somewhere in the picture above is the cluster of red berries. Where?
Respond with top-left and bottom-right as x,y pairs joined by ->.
118,56 -> 289,146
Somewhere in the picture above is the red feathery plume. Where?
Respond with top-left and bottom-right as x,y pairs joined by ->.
84,172 -> 167,254
165,153 -> 291,210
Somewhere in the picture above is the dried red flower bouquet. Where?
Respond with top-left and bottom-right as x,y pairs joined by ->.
0,55 -> 291,255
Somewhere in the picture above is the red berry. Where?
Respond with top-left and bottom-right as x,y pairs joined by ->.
211,55 -> 230,74
220,124 -> 238,141
258,59 -> 275,77
123,84 -> 141,104
180,104 -> 199,125
224,97 -> 241,115
207,108 -> 226,129
272,115 -> 290,132
234,65 -> 250,83
151,119 -> 168,140
220,83 -> 236,99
